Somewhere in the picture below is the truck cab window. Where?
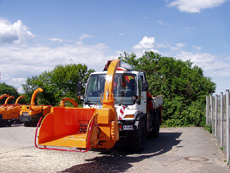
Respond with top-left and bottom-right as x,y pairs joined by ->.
85,73 -> 137,105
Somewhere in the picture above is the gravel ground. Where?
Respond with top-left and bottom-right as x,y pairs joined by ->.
0,125 -> 229,173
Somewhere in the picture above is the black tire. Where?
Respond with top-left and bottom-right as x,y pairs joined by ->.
8,122 -> 12,127
150,109 -> 160,138
128,119 -> 146,152
24,122 -> 31,127
15,119 -> 23,124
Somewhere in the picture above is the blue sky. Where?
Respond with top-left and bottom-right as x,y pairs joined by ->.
0,0 -> 229,94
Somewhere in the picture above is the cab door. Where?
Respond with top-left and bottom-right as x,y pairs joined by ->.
137,74 -> 147,114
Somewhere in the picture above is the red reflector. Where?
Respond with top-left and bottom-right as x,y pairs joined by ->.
119,125 -> 122,130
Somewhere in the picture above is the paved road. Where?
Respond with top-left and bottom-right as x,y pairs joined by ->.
0,125 -> 229,173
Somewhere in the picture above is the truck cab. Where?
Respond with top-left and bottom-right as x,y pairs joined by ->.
82,62 -> 162,151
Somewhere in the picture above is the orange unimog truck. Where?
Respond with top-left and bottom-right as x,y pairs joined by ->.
20,88 -> 52,127
35,59 -> 163,152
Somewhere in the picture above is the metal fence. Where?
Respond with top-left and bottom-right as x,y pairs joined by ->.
206,90 -> 230,164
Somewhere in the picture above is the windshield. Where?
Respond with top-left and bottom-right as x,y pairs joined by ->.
85,73 -> 137,105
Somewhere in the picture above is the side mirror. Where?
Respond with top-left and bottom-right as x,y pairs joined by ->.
142,81 -> 148,91
77,81 -> 82,92
77,82 -> 84,101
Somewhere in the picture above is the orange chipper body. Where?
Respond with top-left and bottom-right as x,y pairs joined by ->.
36,59 -> 120,151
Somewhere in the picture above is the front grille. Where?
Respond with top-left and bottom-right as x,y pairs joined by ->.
22,112 -> 29,117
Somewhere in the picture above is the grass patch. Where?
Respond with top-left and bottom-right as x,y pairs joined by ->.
204,123 -> 212,134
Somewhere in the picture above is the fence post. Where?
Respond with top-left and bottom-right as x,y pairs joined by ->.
210,95 -> 213,121
210,95 -> 214,135
215,94 -> 218,137
220,92 -> 223,148
226,89 -> 229,164
206,95 -> 209,125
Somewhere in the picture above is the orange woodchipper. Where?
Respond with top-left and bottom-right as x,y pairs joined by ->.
0,95 -> 25,126
20,88 -> 52,127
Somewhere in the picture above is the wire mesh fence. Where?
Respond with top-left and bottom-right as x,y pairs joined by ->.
206,90 -> 230,164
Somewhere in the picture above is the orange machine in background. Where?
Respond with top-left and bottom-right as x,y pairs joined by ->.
0,94 -> 12,126
0,95 -> 25,126
20,88 -> 52,127
4,95 -> 25,124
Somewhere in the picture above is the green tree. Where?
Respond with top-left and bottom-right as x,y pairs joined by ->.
120,51 -> 215,127
22,64 -> 94,106
0,83 -> 20,104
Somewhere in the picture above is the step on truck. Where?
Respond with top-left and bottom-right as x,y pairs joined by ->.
35,59 -> 163,152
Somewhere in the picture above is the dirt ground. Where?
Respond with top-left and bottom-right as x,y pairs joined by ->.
0,125 -> 229,173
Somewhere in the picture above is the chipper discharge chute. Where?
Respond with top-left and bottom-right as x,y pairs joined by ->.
35,59 -> 120,152
0,94 -> 9,100
20,88 -> 52,127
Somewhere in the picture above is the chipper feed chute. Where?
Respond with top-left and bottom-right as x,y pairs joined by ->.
36,59 -> 120,152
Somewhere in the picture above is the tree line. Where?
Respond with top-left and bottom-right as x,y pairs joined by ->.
0,51 -> 215,126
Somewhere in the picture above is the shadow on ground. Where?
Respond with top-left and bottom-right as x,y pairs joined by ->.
61,131 -> 182,173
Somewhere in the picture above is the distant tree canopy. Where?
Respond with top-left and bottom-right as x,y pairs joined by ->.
21,51 -> 215,126
0,83 -> 20,104
22,64 -> 94,106
119,51 -> 216,127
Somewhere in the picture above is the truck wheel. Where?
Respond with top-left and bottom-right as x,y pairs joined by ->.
24,122 -> 30,127
128,119 -> 146,152
150,109 -> 160,138
8,122 -> 12,127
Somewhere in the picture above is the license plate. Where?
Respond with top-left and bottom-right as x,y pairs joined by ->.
123,125 -> 134,130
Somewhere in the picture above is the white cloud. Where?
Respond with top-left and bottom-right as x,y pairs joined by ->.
48,38 -> 63,42
0,19 -> 34,44
132,37 -> 230,82
79,34 -> 94,40
156,42 -> 170,48
0,42 -> 114,93
175,51 -> 230,78
193,46 -> 202,51
168,0 -> 227,13
133,36 -> 155,50
133,36 -> 159,57
171,43 -> 185,51
157,20 -> 173,27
